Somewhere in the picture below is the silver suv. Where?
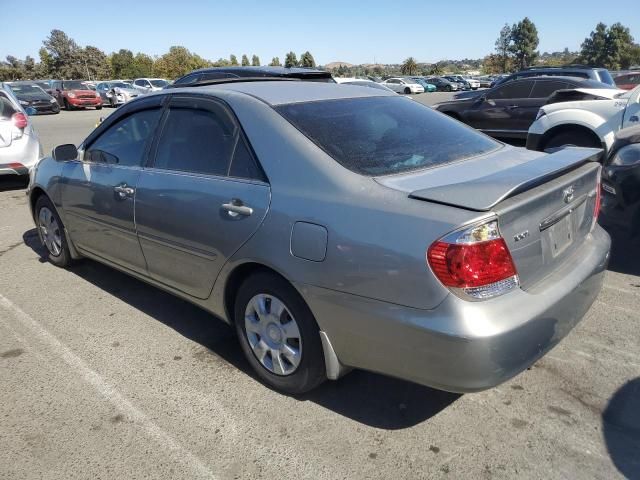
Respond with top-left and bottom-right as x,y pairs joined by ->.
0,83 -> 41,178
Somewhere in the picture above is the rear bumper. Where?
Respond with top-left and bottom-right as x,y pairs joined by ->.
299,226 -> 610,392
0,133 -> 41,176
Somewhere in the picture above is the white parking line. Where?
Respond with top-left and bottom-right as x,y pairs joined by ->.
0,293 -> 217,480
595,300 -> 637,316
602,284 -> 639,296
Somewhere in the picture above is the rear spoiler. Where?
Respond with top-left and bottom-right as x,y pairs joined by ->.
408,147 -> 602,212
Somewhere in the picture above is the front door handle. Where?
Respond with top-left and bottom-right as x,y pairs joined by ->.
114,184 -> 135,200
222,199 -> 253,217
507,105 -> 519,110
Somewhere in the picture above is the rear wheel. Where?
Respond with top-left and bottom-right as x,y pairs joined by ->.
234,272 -> 326,394
96,106 -> 102,110
544,129 -> 601,151
446,85 -> 452,92
35,196 -> 72,268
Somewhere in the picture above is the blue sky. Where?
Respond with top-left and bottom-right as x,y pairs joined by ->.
1,0 -> 638,65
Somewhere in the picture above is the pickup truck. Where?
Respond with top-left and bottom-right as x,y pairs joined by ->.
527,85 -> 640,153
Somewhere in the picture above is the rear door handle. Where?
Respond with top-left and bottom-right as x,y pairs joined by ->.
507,105 -> 519,110
222,200 -> 253,217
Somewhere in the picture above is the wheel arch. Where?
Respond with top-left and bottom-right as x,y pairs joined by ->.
28,186 -> 48,221
539,123 -> 605,151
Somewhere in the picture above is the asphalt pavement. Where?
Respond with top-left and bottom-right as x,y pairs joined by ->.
1,98 -> 639,480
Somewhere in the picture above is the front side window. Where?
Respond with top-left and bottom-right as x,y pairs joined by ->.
153,103 -> 236,176
276,96 -> 501,176
85,109 -> 162,167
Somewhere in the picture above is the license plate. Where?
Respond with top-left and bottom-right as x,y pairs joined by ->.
549,214 -> 573,257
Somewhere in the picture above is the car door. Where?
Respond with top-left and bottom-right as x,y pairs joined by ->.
134,94 -> 271,299
61,97 -> 164,272
463,80 -> 534,134
515,79 -> 570,132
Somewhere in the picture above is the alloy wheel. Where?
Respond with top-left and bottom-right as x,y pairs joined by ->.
38,207 -> 62,257
244,294 -> 302,376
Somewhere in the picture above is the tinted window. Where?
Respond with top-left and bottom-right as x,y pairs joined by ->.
86,109 -> 162,167
134,80 -> 143,86
276,96 -> 500,176
63,81 -> 90,90
530,80 -> 569,98
0,93 -> 17,119
154,105 -> 236,176
229,138 -> 265,181
487,81 -> 533,99
596,69 -> 615,86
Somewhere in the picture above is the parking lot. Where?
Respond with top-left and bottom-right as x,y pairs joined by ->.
1,94 -> 639,480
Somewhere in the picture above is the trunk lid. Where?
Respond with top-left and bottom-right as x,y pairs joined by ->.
376,146 -> 602,289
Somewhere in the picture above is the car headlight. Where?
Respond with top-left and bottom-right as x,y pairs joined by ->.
19,100 -> 28,106
67,92 -> 76,98
610,144 -> 640,167
50,98 -> 57,103
535,109 -> 546,120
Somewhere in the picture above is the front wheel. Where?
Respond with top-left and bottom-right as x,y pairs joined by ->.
96,106 -> 102,110
35,195 -> 73,267
235,272 -> 326,394
404,87 -> 411,94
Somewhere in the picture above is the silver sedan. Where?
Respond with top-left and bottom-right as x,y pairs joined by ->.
27,81 -> 609,394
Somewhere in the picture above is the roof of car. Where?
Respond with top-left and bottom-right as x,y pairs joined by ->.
171,80 -> 393,106
507,75 -> 613,88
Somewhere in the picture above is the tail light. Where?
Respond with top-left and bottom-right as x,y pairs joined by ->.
427,219 -> 519,300
11,112 -> 28,129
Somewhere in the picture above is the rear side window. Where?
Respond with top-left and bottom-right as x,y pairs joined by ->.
488,81 -> 534,99
0,93 -> 17,119
596,69 -> 615,86
154,104 -> 236,176
86,108 -> 162,167
530,80 -> 569,98
276,96 -> 500,176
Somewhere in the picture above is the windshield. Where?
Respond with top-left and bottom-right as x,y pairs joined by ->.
150,79 -> 168,87
111,82 -> 133,89
9,84 -> 45,95
64,81 -> 90,90
276,96 -> 501,176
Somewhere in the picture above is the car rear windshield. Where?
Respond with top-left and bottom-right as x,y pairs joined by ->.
9,84 -> 43,95
150,79 -> 168,87
276,96 -> 501,176
596,69 -> 615,86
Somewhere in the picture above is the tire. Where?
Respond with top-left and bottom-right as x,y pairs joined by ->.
446,85 -> 452,92
404,87 -> 411,94
234,272 -> 326,394
34,195 -> 73,268
63,99 -> 72,111
96,106 -> 102,110
544,129 -> 601,151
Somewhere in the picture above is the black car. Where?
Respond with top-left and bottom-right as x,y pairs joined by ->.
7,81 -> 60,114
434,76 -> 614,140
169,66 -> 335,87
424,77 -> 458,92
492,66 -> 615,88
600,125 -> 640,237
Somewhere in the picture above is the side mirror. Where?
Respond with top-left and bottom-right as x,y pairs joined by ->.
52,144 -> 78,161
25,107 -> 37,116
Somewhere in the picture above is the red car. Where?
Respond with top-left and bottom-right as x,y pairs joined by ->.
614,72 -> 640,91
50,80 -> 102,110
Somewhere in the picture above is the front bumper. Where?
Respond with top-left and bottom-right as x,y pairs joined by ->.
526,132 -> 544,151
68,97 -> 102,107
299,226 -> 610,393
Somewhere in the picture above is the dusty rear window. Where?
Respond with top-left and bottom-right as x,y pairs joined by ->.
276,96 -> 500,176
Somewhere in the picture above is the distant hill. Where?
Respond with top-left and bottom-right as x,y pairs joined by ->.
324,62 -> 354,70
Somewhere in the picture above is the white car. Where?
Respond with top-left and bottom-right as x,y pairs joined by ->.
381,78 -> 424,94
527,85 -> 640,153
463,77 -> 481,90
0,84 -> 41,178
132,78 -> 170,94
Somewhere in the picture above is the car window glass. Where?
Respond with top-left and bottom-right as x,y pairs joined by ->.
487,81 -> 533,99
0,93 -> 17,119
276,96 -> 500,176
530,80 -> 569,98
154,105 -> 236,176
229,137 -> 266,181
86,108 -> 162,167
134,80 -> 142,86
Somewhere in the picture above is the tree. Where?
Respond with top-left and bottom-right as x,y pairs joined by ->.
284,51 -> 298,68
251,55 -> 260,66
241,54 -> 250,66
429,62 -> 443,75
230,54 -> 238,65
579,22 -> 638,69
154,46 -> 210,78
401,57 -> 418,75
133,53 -> 154,78
110,49 -> 136,78
79,46 -> 111,80
482,54 -> 514,74
269,57 -> 281,66
43,29 -> 82,78
494,23 -> 512,73
38,47 -> 54,77
509,17 -> 539,69
299,51 -> 316,68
